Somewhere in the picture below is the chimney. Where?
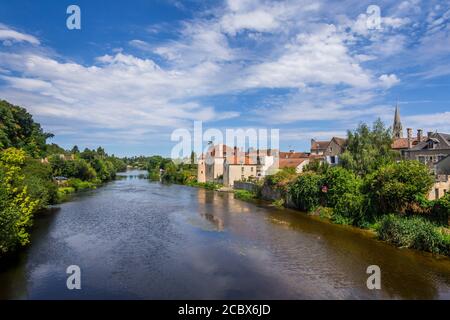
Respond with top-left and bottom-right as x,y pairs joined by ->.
407,128 -> 412,149
417,129 -> 423,142
427,131 -> 433,138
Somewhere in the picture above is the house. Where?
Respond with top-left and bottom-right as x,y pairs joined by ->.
428,174 -> 450,201
199,144 -> 234,183
279,157 -> 310,173
223,147 -> 279,187
392,128 -> 426,156
403,132 -> 450,169
310,137 -> 347,165
223,154 -> 258,187
436,155 -> 450,175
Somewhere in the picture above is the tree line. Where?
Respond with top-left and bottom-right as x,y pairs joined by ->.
0,100 -> 126,258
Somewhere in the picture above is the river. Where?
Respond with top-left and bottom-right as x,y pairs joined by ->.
0,170 -> 449,299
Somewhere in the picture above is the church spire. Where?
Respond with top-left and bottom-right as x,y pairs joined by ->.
393,103 -> 403,139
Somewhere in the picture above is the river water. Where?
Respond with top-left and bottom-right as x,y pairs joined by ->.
1,170 -> 449,299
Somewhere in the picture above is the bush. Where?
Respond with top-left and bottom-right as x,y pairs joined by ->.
431,193 -> 450,226
366,161 -> 434,215
324,166 -> 362,208
68,178 -> 97,191
377,215 -> 449,256
234,189 -> 256,201
288,172 -> 324,212
333,192 -> 367,226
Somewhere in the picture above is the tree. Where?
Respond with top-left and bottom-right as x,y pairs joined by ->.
71,145 -> 80,154
0,100 -> 53,157
366,160 -> 434,215
340,119 -> 397,176
288,172 -> 324,211
324,166 -> 362,208
0,148 -> 39,256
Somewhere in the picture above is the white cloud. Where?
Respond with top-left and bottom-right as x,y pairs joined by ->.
0,24 -> 40,45
379,74 -> 400,88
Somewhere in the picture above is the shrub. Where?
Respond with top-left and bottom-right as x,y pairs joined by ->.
68,178 -> 96,191
324,166 -> 362,208
377,215 -> 449,256
431,193 -> 450,226
366,161 -> 434,215
288,172 -> 324,212
333,192 -> 367,226
234,189 -> 256,201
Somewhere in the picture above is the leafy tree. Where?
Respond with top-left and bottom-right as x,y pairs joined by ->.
71,145 -> 80,154
288,172 -> 324,211
0,100 -> 53,157
366,160 -> 434,215
323,166 -> 362,208
340,119 -> 397,175
0,148 -> 39,256
22,158 -> 58,209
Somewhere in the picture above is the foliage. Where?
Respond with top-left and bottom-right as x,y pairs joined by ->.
377,215 -> 450,256
266,168 -> 297,191
186,181 -> 221,190
22,158 -> 58,209
288,172 -> 324,212
0,100 -> 53,157
0,148 -> 39,256
234,189 -> 256,201
340,119 -> 396,175
365,161 -> 434,215
303,160 -> 329,174
431,193 -> 450,226
332,192 -> 367,226
68,178 -> 97,191
323,166 -> 362,208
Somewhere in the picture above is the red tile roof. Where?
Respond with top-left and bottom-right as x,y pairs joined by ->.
279,158 -> 308,169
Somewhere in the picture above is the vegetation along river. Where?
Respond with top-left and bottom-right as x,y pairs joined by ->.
1,170 -> 449,299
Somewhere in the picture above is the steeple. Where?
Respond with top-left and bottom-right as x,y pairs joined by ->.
393,103 -> 403,139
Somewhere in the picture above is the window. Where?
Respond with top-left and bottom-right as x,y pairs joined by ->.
241,167 -> 244,173
418,156 -> 425,163
435,188 -> 439,199
330,156 -> 336,164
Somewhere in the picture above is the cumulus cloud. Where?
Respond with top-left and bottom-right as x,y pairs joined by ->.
0,0 -> 448,152
379,74 -> 400,88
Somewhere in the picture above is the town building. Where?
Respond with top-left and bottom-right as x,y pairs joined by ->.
197,144 -> 234,184
310,137 -> 347,165
390,105 -> 450,200
223,147 -> 279,187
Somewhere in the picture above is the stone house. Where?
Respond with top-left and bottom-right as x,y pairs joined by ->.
403,132 -> 450,169
310,137 -> 347,165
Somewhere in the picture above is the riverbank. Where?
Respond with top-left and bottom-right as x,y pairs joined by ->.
229,184 -> 450,258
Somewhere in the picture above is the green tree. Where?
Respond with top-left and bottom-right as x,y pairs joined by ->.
340,119 -> 397,175
366,160 -> 434,215
0,100 -> 53,157
288,172 -> 324,211
0,148 -> 39,256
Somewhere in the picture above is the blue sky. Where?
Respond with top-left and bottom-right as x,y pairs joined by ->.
0,0 -> 449,157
